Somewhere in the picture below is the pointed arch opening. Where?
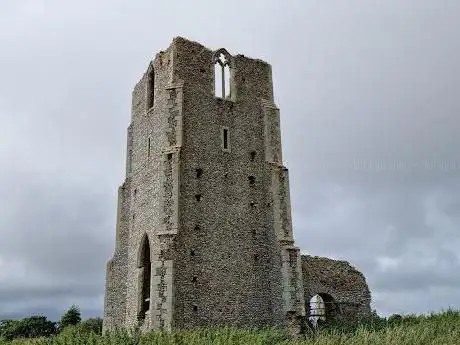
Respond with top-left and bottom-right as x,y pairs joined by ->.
138,234 -> 151,320
212,48 -> 232,99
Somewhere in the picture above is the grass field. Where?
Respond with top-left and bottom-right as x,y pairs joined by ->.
1,310 -> 459,345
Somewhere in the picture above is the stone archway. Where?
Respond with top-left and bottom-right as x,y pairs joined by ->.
309,293 -> 339,327
301,255 -> 372,322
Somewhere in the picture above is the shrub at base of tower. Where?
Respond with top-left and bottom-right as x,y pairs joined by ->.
76,318 -> 103,335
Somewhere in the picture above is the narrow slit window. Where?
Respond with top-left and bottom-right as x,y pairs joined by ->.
221,127 -> 230,151
224,64 -> 230,98
147,138 -> 151,159
146,66 -> 155,110
223,129 -> 228,149
214,63 -> 222,97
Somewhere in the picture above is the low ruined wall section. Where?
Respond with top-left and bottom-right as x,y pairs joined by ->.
301,255 -> 371,320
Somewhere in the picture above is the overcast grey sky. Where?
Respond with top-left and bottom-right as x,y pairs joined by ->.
0,0 -> 459,321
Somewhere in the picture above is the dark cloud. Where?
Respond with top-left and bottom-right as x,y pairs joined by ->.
1,0 -> 459,320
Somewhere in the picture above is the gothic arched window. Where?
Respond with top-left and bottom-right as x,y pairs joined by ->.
138,234 -> 151,320
212,48 -> 232,99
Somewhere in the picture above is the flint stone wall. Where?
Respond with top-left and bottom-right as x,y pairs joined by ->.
301,255 -> 372,320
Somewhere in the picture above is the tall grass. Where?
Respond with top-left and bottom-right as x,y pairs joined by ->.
1,310 -> 459,345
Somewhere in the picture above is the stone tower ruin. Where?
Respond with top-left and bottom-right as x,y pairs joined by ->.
103,37 -> 306,332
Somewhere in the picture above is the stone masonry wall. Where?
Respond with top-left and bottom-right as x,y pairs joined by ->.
104,37 -> 306,333
172,37 -> 283,329
125,46 -> 178,331
104,43 -> 178,332
170,37 -> 304,329
102,182 -> 130,332
301,255 -> 372,320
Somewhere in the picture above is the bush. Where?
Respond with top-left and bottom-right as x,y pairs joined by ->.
75,318 -> 103,335
0,316 -> 57,340
59,305 -> 81,330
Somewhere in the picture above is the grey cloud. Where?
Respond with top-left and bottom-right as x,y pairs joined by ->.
0,168 -> 113,319
1,0 -> 460,321
0,283 -> 101,302
371,257 -> 460,293
0,170 -> 114,279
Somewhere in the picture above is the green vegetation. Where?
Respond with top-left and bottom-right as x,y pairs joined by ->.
0,305 -> 102,342
59,305 -> 82,330
1,309 -> 459,344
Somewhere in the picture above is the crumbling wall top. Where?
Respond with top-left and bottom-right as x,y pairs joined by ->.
301,254 -> 372,319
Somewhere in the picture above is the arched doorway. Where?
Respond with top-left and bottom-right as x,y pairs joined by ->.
309,293 -> 339,327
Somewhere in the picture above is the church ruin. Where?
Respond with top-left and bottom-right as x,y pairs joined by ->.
103,37 -> 371,333
302,255 -> 371,326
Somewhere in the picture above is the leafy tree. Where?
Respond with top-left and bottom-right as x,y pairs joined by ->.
0,316 -> 57,340
0,319 -> 16,339
59,305 -> 81,329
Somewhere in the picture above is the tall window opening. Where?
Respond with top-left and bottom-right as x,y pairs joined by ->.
138,235 -> 151,320
213,48 -> 231,98
146,64 -> 155,110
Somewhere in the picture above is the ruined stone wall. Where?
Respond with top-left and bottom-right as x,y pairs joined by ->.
301,255 -> 371,320
102,182 -> 130,332
125,47 -> 178,331
103,43 -> 177,331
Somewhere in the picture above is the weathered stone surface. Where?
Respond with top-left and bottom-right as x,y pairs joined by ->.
102,37 -> 306,333
301,255 -> 372,320
102,37 -> 372,335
